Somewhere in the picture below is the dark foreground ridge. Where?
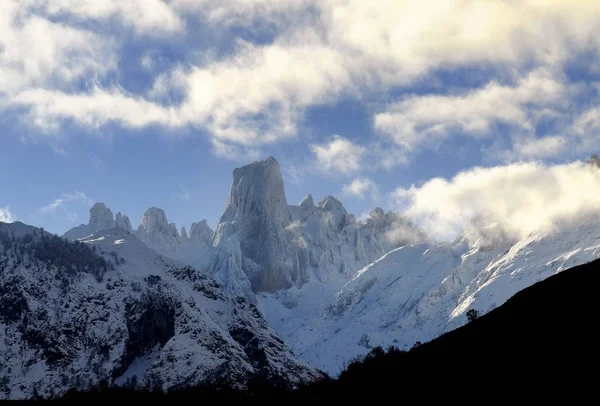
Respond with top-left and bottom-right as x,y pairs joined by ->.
20,256 -> 600,402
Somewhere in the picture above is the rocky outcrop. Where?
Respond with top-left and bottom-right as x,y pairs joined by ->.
134,208 -> 212,270
115,212 -> 133,234
189,220 -> 213,245
210,157 -> 306,294
63,203 -> 116,240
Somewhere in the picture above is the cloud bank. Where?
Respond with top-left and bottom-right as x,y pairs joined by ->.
393,160 -> 600,241
39,191 -> 93,222
2,0 -> 600,167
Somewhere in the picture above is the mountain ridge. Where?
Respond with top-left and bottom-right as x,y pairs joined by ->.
0,222 -> 324,400
55,156 -> 600,381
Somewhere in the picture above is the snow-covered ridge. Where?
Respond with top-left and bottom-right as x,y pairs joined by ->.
57,156 -> 600,385
0,223 -> 323,400
280,213 -> 600,375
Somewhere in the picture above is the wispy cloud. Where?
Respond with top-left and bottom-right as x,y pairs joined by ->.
178,184 -> 191,202
342,177 -> 380,201
53,147 -> 67,156
311,135 -> 365,175
39,191 -> 93,222
392,160 -> 600,241
375,69 -> 566,155
210,139 -> 262,162
0,207 -> 16,223
2,0 -> 600,170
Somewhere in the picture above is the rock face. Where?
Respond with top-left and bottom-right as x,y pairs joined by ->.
180,226 -> 188,240
64,203 -> 216,272
210,157 -> 304,294
89,203 -> 115,230
115,212 -> 133,234
135,208 -> 213,270
0,223 -> 324,400
138,207 -> 169,235
189,220 -> 214,245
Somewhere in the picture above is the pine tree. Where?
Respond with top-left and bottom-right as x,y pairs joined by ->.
587,154 -> 600,168
466,309 -> 479,323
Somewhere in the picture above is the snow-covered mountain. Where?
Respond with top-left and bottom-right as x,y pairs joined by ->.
64,205 -> 214,271
52,156 -> 600,384
273,214 -> 600,375
207,157 -> 424,303
0,222 -> 323,400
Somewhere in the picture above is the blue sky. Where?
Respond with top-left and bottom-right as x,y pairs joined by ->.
2,1 -> 600,239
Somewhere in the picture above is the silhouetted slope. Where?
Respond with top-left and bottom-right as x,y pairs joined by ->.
45,256 -> 600,402
336,255 -> 600,396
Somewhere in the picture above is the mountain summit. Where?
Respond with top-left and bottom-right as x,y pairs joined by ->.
63,203 -> 128,240
210,157 -> 305,294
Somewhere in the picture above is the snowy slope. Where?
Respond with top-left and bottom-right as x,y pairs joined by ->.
280,214 -> 600,375
0,223 -> 323,400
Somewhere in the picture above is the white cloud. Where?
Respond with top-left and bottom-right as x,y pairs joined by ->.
210,139 -> 262,162
512,135 -> 568,159
14,88 -> 180,130
0,207 -> 16,223
178,40 -> 349,144
311,135 -> 365,175
342,178 -> 379,200
178,184 -> 191,202
39,191 -> 93,222
53,147 -> 68,156
392,160 -> 600,241
375,69 -> 566,152
0,1 -> 116,97
573,107 -> 600,136
172,0 -> 313,27
175,0 -> 600,72
35,0 -> 183,35
3,0 -> 600,165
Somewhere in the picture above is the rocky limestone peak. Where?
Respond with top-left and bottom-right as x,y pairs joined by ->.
180,226 -> 189,240
220,156 -> 290,223
318,195 -> 346,213
366,207 -> 393,229
298,194 -> 315,209
115,212 -> 133,233
317,196 -> 349,230
190,220 -> 214,245
168,223 -> 179,238
89,202 -> 115,230
210,156 -> 305,294
139,207 -> 169,234
63,203 -> 118,240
